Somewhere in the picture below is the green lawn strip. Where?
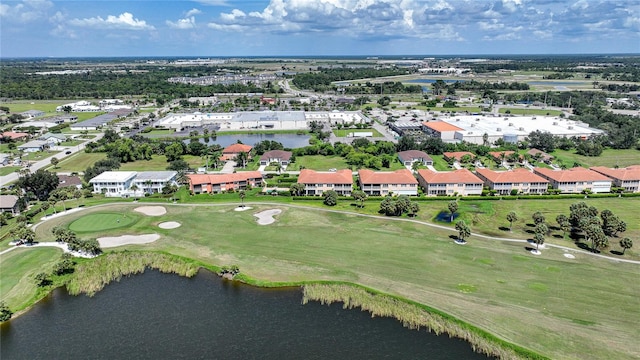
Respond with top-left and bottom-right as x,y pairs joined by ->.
498,108 -> 563,116
119,155 -> 204,171
551,148 -> 640,168
0,247 -> 62,310
17,203 -> 639,359
332,128 -> 383,137
430,155 -> 453,171
1,101 -> 68,114
0,166 -> 20,176
68,212 -> 139,232
289,155 -> 350,171
51,152 -> 107,172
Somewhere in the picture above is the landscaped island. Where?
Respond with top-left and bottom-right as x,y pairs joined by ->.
2,202 -> 638,360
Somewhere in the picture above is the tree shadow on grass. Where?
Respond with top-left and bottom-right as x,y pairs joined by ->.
524,246 -> 536,252
526,223 -> 535,227
498,226 -> 511,232
610,250 -> 624,256
552,234 -> 564,239
524,229 -> 535,234
576,242 -> 601,254
448,235 -> 458,240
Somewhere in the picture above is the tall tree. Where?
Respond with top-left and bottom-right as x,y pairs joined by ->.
556,214 -> 571,238
50,157 -> 59,169
533,232 -> 545,251
448,201 -> 458,222
322,190 -> 338,206
455,220 -> 471,243
619,238 -> 633,255
532,211 -> 545,225
16,169 -> 59,201
238,190 -> 246,208
351,190 -> 367,208
506,211 -> 518,231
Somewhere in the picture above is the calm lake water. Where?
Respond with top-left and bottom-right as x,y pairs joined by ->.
1,270 -> 489,360
196,133 -> 311,149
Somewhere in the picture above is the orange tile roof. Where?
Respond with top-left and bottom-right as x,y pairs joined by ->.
298,169 -> 353,184
476,168 -> 549,184
590,166 -> 640,181
188,171 -> 262,185
223,143 -> 252,153
534,167 -> 612,182
443,151 -> 474,161
358,169 -> 418,185
422,121 -> 463,132
1,131 -> 29,140
416,169 -> 483,184
489,151 -> 516,159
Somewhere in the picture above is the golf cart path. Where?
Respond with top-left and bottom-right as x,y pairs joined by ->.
7,201 -> 640,265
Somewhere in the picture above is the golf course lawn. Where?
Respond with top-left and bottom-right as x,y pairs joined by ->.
12,202 -> 638,360
0,247 -> 61,308
68,212 -> 139,232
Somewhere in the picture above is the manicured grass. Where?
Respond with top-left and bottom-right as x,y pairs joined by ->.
68,212 -> 138,232
23,203 -> 640,359
499,108 -> 563,116
552,148 -> 640,168
52,152 -> 106,172
289,155 -> 350,171
23,150 -> 61,161
0,166 -> 20,176
332,128 -> 383,137
0,247 -> 61,309
1,101 -> 68,114
430,155 -> 452,171
119,155 -> 205,171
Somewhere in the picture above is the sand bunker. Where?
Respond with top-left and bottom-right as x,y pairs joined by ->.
158,221 -> 181,229
98,234 -> 160,248
234,206 -> 253,212
254,209 -> 282,225
134,206 -> 166,216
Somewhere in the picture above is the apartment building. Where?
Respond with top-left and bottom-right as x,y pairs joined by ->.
357,169 -> 419,196
297,169 -> 353,196
475,168 -> 549,195
416,169 -> 483,196
590,166 -> 640,193
188,171 -> 263,194
533,167 -> 612,193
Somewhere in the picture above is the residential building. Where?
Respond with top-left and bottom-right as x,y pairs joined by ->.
358,169 -> 419,196
20,110 -> 45,119
527,148 -> 553,163
89,171 -> 137,197
475,168 -> 549,195
416,169 -> 484,196
533,167 -> 612,193
0,131 -> 29,142
0,153 -> 10,166
133,171 -> 178,194
422,121 -> 464,142
297,169 -> 353,196
0,195 -> 20,215
38,133 -> 67,144
488,151 -> 518,163
259,150 -> 292,167
18,140 -> 50,153
187,171 -> 263,194
443,151 -> 474,163
221,143 -> 253,161
57,175 -> 83,190
590,166 -> 640,193
397,150 -> 433,167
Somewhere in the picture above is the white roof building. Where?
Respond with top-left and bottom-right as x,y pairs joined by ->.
89,171 -> 177,197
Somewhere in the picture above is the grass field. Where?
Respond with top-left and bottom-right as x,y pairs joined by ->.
51,152 -> 205,172
0,247 -> 61,308
0,166 -> 20,176
52,152 -> 107,172
552,148 -> 640,168
68,212 -> 138,232
498,108 -> 563,116
332,128 -> 383,137
289,155 -> 350,171
16,202 -> 639,360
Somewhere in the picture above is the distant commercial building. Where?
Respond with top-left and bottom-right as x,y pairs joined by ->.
20,110 -> 45,119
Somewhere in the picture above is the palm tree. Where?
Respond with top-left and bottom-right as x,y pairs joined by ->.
506,211 -> 518,231
235,151 -> 249,168
455,220 -> 471,243
448,200 -> 458,222
619,238 -> 633,255
532,211 -> 545,225
239,190 -> 246,208
533,232 -> 545,251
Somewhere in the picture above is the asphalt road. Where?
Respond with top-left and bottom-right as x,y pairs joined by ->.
0,132 -> 104,187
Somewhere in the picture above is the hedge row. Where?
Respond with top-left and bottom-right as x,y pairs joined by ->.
290,193 -> 640,201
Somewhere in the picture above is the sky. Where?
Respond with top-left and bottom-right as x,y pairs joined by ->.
1,0 -> 639,58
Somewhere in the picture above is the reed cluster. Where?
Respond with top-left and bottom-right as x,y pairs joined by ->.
303,284 -> 546,360
66,251 -> 200,296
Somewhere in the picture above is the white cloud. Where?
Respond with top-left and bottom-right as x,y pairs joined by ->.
166,16 -> 196,29
0,0 -> 52,23
185,8 -> 202,17
69,12 -> 155,31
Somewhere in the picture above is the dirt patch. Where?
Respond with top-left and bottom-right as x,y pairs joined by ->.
234,206 -> 253,212
158,221 -> 181,229
254,209 -> 282,225
134,206 -> 166,216
98,234 -> 160,248
564,253 -> 576,259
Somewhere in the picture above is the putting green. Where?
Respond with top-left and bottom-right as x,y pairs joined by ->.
68,212 -> 138,232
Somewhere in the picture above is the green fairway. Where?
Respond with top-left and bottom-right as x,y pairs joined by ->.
22,202 -> 640,360
52,152 -> 107,172
68,212 -> 138,232
552,148 -> 640,168
119,155 -> 204,171
0,247 -> 61,310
